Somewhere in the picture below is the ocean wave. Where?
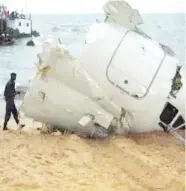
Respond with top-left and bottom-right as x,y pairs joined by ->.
51,27 -> 61,32
51,25 -> 88,33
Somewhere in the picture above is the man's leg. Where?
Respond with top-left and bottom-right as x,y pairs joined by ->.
3,100 -> 11,130
11,101 -> 19,124
12,101 -> 25,129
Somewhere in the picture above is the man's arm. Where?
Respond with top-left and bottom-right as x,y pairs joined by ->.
13,83 -> 20,95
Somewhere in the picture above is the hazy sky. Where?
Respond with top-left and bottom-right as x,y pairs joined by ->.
3,0 -> 186,14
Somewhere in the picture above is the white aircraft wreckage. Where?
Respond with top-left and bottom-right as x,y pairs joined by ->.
20,0 -> 185,143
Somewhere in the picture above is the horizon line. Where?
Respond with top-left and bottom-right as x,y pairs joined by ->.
30,12 -> 186,15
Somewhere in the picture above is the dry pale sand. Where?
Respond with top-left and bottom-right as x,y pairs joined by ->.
0,118 -> 185,191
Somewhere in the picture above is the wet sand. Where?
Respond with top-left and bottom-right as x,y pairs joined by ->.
0,117 -> 185,191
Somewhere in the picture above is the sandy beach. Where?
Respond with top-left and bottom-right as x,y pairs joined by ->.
0,105 -> 185,191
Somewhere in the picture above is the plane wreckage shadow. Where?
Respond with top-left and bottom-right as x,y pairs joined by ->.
38,124 -> 185,146
126,130 -> 185,147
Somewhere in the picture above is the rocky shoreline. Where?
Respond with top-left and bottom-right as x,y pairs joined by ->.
0,28 -> 40,46
6,27 -> 40,38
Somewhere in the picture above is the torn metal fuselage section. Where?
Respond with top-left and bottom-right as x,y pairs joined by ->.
169,65 -> 183,98
21,0 -> 185,141
159,66 -> 185,145
103,0 -> 143,29
21,44 -> 128,138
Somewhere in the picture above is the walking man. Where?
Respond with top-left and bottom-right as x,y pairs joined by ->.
3,73 -> 25,131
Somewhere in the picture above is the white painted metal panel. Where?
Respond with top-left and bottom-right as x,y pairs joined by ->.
107,31 -> 165,97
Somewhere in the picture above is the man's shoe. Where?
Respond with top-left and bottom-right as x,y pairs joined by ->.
3,127 -> 8,131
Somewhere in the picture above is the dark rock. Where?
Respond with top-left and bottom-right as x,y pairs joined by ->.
26,40 -> 35,46
31,30 -> 40,37
5,27 -> 40,39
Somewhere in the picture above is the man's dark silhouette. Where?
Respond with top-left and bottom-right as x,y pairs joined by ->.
3,73 -> 24,131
